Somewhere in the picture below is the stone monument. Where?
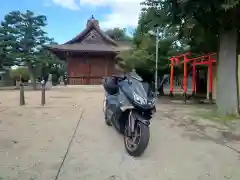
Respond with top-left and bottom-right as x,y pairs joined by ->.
45,74 -> 53,90
59,76 -> 65,86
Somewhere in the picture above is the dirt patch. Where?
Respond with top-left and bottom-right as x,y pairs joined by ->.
155,101 -> 240,155
1,87 -> 240,180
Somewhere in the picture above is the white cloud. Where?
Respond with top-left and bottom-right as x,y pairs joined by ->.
50,0 -> 143,28
79,0 -> 143,29
52,0 -> 79,10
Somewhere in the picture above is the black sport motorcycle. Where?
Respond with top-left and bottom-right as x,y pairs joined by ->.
103,74 -> 156,157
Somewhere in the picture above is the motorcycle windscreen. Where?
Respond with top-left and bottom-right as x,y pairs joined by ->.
131,79 -> 147,98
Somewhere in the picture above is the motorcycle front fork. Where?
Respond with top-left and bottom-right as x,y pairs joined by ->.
127,111 -> 135,137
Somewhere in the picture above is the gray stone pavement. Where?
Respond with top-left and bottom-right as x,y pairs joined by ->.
0,86 -> 240,180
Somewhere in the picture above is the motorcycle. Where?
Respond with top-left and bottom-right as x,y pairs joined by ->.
103,74 -> 156,157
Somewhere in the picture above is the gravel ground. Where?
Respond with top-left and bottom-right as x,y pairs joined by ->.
0,86 -> 240,180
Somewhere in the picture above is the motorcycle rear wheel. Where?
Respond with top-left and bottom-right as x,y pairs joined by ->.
124,121 -> 149,157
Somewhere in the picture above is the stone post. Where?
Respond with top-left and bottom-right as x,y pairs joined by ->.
20,81 -> 25,106
41,80 -> 45,106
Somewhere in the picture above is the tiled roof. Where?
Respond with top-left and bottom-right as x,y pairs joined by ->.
46,16 -> 131,53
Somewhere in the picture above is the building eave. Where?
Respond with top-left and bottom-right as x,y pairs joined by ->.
64,16 -> 118,46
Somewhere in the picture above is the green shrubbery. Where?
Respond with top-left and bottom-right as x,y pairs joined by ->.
10,67 -> 30,82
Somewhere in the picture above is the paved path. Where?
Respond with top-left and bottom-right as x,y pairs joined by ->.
0,86 -> 240,180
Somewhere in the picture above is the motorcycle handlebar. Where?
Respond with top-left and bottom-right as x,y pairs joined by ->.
111,75 -> 127,81
102,75 -> 127,85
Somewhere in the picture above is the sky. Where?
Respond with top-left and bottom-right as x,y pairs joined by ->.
0,0 -> 143,44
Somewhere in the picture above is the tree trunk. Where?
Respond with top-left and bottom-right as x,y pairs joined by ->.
27,64 -> 37,90
216,29 -> 239,115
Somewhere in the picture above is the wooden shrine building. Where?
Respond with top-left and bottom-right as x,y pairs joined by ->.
47,16 -> 131,85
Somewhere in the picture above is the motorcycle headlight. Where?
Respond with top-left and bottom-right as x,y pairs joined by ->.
133,92 -> 147,105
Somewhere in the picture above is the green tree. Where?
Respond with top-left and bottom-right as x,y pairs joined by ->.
10,67 -> 30,82
143,0 -> 240,115
119,6 -> 186,85
36,42 -> 65,84
117,49 -> 154,72
105,28 -> 132,42
0,10 -> 53,89
137,6 -> 187,68
0,21 -> 16,69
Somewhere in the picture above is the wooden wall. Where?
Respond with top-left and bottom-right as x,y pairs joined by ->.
67,54 -> 116,85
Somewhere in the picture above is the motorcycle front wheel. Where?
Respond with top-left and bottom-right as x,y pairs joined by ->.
124,121 -> 150,157
103,94 -> 112,126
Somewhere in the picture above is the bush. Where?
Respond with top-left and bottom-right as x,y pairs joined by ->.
10,67 -> 30,82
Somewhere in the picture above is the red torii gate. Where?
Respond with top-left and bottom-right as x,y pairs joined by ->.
169,52 -> 217,103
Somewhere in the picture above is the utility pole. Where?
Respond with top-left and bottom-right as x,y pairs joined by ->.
155,27 -> 159,95
148,27 -> 160,96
